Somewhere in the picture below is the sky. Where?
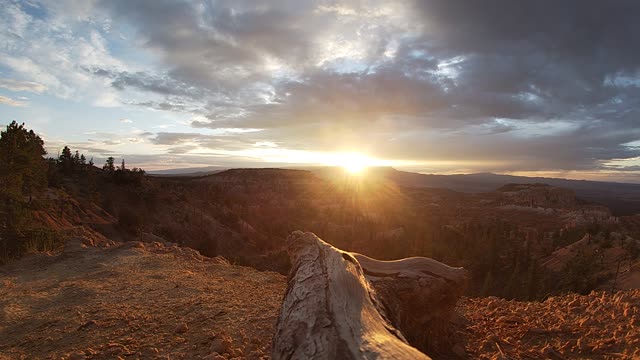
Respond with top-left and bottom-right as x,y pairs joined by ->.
1,0 -> 639,182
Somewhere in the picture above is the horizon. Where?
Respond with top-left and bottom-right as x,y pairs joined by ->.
1,1 -> 639,182
147,164 -> 640,185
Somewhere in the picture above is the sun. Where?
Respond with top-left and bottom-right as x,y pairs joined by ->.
321,151 -> 391,175
343,162 -> 366,174
334,153 -> 371,175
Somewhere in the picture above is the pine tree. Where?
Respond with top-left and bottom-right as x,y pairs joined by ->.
0,121 -> 47,202
103,157 -> 115,172
59,146 -> 73,175
0,121 -> 47,259
72,150 -> 81,174
60,146 -> 72,162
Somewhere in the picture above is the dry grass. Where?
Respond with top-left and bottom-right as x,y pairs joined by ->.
459,291 -> 640,359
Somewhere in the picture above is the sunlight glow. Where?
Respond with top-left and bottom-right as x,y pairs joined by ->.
328,152 -> 375,174
166,144 -> 428,173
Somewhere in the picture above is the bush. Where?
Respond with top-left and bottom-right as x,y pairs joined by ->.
0,228 -> 63,264
21,229 -> 64,253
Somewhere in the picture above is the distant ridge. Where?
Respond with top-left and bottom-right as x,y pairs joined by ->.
148,165 -> 640,215
306,166 -> 640,216
147,166 -> 226,177
376,168 -> 640,216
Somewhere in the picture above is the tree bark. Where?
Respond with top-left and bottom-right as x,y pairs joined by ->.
272,231 -> 468,360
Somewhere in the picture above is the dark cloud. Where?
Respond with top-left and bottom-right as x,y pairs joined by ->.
87,68 -> 206,99
413,0 -> 640,67
126,100 -> 203,114
403,0 -> 640,171
201,66 -> 447,129
413,0 -> 640,106
150,132 -> 205,146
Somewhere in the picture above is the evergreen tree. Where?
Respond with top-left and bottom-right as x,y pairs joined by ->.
72,150 -> 81,174
46,157 -> 62,187
103,157 -> 115,172
60,146 -> 72,162
0,121 -> 47,259
0,121 -> 47,202
59,146 -> 73,175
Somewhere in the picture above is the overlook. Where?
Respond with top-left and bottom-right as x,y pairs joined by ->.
2,1 -> 640,358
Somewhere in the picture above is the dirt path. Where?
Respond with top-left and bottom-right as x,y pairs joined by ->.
0,240 -> 286,360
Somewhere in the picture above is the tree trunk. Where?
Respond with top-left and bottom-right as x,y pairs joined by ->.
272,231 -> 468,360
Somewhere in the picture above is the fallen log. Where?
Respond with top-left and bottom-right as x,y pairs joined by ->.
272,231 -> 468,359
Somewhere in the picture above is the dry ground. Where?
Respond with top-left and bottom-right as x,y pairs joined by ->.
458,291 -> 640,359
0,239 -> 286,360
1,239 -> 639,359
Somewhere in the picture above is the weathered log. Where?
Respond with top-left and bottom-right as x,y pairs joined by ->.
272,231 -> 468,359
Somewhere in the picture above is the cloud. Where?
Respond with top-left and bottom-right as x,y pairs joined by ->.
0,95 -> 27,106
150,132 -> 204,146
97,0 -> 416,104
87,68 -> 208,100
150,131 -> 258,152
0,78 -> 46,93
0,1 -> 129,105
92,0 -> 640,172
3,0 -> 639,176
119,118 -> 133,123
128,100 -> 198,113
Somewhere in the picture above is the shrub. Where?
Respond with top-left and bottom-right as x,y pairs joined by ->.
0,228 -> 62,264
